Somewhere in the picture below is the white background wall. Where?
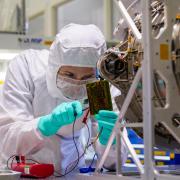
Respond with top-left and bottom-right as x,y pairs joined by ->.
57,0 -> 104,34
27,15 -> 44,36
26,0 -> 135,40
0,0 -> 136,40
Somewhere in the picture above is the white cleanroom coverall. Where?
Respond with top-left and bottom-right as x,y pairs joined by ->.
0,24 -> 128,173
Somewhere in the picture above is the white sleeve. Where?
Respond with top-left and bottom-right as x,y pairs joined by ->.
95,128 -> 128,170
0,53 -> 46,160
0,114 -> 45,159
2,53 -> 35,119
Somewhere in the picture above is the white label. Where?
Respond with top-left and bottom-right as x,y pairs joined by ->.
24,166 -> 30,174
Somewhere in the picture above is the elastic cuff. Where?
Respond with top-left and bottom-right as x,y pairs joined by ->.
32,118 -> 47,140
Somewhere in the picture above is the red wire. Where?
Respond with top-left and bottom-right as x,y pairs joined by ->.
82,109 -> 90,124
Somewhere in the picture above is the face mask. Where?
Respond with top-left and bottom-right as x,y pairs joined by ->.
56,76 -> 95,100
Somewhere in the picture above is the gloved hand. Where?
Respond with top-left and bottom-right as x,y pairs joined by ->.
95,110 -> 118,145
38,101 -> 83,136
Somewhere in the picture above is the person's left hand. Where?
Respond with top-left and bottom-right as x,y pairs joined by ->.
95,110 -> 118,145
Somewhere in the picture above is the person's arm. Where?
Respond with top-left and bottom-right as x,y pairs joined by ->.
0,52 -> 47,159
94,85 -> 128,170
0,111 -> 45,159
0,52 -> 84,161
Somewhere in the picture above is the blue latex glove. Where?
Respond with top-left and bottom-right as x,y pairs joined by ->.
38,101 -> 83,136
95,110 -> 118,145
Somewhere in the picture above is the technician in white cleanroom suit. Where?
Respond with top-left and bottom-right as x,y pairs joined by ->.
0,24 -> 128,173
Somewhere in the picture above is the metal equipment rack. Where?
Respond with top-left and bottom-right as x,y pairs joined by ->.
77,0 -> 180,179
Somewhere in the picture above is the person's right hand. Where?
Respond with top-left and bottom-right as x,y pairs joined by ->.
38,101 -> 83,136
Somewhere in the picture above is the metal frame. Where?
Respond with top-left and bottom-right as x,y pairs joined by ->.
77,0 -> 180,179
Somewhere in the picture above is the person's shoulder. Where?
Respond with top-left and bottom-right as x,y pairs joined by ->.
23,48 -> 49,54
10,49 -> 49,67
21,49 -> 49,62
8,49 -> 50,81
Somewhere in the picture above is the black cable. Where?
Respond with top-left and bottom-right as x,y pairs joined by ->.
88,153 -> 97,168
65,113 -> 80,173
54,114 -> 80,177
7,155 -> 17,170
11,156 -> 17,170
63,122 -> 91,174
7,118 -> 103,178
7,108 -> 91,178
8,156 -> 63,177
54,108 -> 90,177
60,124 -> 103,176
85,123 -> 91,151
54,116 -> 94,177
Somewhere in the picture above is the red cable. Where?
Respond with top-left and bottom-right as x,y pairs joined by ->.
82,109 -> 90,124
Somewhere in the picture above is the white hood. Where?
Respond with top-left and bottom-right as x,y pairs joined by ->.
46,23 -> 106,98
